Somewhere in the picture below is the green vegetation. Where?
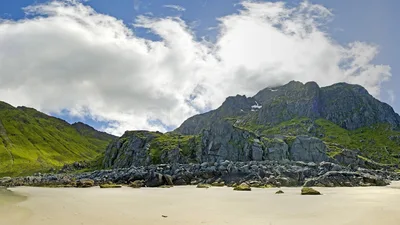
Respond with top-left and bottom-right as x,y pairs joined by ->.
301,187 -> 321,195
315,119 -> 400,164
148,132 -> 198,164
232,117 -> 311,136
0,102 -> 114,177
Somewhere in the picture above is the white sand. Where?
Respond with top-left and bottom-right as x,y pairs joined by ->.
2,183 -> 400,225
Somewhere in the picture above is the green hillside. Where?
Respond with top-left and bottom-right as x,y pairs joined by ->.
0,102 -> 115,177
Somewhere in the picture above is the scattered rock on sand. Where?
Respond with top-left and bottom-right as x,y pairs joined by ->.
76,179 -> 94,188
301,187 -> 321,195
197,184 -> 211,188
211,181 -> 225,187
275,190 -> 284,194
129,180 -> 145,188
99,183 -> 122,188
233,183 -> 251,191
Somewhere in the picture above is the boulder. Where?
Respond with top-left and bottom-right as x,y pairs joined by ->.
163,175 -> 174,186
129,180 -> 145,188
301,187 -> 321,195
76,179 -> 94,188
233,183 -> 251,191
196,184 -> 211,188
146,173 -> 164,187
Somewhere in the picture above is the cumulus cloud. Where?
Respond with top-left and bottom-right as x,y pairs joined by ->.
163,5 -> 186,12
0,0 -> 392,135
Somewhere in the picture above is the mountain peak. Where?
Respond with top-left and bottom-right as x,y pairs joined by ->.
176,81 -> 400,135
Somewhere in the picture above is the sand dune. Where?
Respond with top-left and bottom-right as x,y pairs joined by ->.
1,183 -> 400,225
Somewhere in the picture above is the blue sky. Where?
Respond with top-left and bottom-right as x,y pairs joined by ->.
0,0 -> 398,134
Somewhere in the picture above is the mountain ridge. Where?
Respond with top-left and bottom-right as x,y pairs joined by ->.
175,81 -> 400,135
0,101 -> 116,176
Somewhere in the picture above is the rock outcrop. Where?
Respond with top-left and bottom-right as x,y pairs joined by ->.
103,131 -> 156,168
103,120 -> 345,169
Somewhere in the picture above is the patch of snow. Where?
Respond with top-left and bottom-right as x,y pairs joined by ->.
251,101 -> 262,110
270,89 -> 278,92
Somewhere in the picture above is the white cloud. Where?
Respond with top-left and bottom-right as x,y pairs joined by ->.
163,5 -> 186,12
388,90 -> 396,104
0,0 -> 392,135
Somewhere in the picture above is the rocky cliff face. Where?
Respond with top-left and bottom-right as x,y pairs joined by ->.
103,120 -> 337,168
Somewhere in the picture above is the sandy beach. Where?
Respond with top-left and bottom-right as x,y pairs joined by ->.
1,183 -> 400,225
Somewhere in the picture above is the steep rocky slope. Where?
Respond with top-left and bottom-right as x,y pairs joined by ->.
103,81 -> 400,169
0,102 -> 115,176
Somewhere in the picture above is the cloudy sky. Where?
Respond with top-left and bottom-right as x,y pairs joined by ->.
0,0 -> 398,135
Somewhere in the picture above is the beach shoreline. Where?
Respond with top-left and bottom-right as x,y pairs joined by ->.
1,182 -> 400,225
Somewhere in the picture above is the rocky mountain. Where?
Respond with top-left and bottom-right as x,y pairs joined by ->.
103,81 -> 400,169
0,101 -> 116,176
176,81 -> 400,134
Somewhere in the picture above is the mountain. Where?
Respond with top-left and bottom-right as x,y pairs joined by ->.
175,81 -> 400,134
103,81 -> 400,169
0,102 -> 116,176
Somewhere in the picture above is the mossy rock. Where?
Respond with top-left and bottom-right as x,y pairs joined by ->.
211,181 -> 225,187
233,183 -> 251,191
301,187 -> 321,195
34,184 -> 75,188
129,180 -> 145,188
260,184 -> 275,188
99,183 -> 122,188
226,183 -> 236,187
159,185 -> 173,188
76,179 -> 94,188
249,182 -> 263,188
275,190 -> 284,194
196,183 -> 211,188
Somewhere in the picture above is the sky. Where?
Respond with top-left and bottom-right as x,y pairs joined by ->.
0,0 -> 398,135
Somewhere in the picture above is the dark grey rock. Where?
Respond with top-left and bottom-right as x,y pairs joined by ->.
289,136 -> 331,163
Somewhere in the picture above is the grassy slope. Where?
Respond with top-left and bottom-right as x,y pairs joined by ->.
0,103 -> 113,177
231,117 -> 400,164
148,132 -> 198,164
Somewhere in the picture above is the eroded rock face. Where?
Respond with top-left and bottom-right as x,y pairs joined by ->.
289,136 -> 331,163
198,121 -> 255,162
262,138 -> 289,161
103,119 -> 335,169
103,131 -> 156,168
